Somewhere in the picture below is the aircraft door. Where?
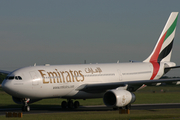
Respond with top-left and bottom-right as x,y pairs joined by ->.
117,70 -> 123,81
29,71 -> 39,86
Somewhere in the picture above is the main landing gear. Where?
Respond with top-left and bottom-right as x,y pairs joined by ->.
22,98 -> 30,112
61,99 -> 80,109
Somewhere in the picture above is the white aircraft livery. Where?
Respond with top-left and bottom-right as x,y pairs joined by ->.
1,12 -> 180,112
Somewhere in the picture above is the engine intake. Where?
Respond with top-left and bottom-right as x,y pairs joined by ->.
103,89 -> 136,107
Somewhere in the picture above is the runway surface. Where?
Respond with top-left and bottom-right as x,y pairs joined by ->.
0,103 -> 180,115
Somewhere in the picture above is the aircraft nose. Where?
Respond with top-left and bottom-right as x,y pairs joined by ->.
2,80 -> 10,91
2,80 -> 15,95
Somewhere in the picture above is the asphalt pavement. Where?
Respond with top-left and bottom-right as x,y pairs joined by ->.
0,103 -> 180,115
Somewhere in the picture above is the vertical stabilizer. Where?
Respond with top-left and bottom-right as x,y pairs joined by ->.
144,12 -> 178,63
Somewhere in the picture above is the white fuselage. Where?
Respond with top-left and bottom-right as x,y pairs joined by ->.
1,12 -> 179,111
2,62 -> 164,99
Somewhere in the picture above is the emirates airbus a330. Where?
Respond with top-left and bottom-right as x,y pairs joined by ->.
2,12 -> 180,112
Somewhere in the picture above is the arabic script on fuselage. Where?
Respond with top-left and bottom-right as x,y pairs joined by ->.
85,67 -> 102,74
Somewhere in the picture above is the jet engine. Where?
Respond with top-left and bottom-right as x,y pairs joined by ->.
103,89 -> 136,107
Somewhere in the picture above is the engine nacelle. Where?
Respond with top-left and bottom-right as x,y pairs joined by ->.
103,89 -> 136,107
12,96 -> 41,104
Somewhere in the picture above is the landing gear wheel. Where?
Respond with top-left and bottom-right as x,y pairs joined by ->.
22,98 -> 30,112
61,101 -> 67,109
22,106 -> 30,112
74,101 -> 80,108
22,106 -> 25,111
61,99 -> 80,109
125,104 -> 131,110
68,100 -> 73,109
26,106 -> 30,112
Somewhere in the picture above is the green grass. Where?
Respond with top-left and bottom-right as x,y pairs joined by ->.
134,92 -> 180,104
2,92 -> 180,109
1,85 -> 180,108
1,109 -> 180,120
1,86 -> 180,119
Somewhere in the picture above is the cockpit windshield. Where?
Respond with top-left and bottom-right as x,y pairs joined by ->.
7,76 -> 14,80
6,76 -> 22,80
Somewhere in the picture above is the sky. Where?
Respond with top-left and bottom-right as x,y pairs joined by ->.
1,0 -> 180,77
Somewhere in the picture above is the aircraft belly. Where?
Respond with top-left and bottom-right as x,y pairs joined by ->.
63,91 -> 104,99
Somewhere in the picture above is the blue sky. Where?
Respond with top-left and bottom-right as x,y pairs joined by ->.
1,0 -> 180,76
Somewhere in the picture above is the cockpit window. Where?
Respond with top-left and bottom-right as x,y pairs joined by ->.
7,76 -> 14,80
6,76 -> 22,80
15,76 -> 22,80
18,76 -> 22,80
15,76 -> 18,80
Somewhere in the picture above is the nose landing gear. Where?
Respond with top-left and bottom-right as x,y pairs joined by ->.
22,98 -> 30,112
22,105 -> 30,112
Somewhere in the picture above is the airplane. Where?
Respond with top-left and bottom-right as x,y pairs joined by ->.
1,12 -> 180,112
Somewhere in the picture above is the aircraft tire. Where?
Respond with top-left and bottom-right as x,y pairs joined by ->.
22,106 -> 30,112
74,101 -> 80,108
125,104 -> 131,110
61,101 -> 67,109
26,106 -> 30,112
22,106 -> 25,111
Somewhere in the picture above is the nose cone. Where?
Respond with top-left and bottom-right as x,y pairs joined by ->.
2,79 -> 8,91
2,80 -> 16,95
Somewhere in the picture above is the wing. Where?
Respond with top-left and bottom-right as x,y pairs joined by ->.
76,78 -> 180,93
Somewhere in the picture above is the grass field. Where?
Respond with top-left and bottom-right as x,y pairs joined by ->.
0,85 -> 180,120
1,85 -> 180,107
1,109 -> 180,120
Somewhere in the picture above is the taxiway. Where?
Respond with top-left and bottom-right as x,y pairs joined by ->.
0,103 -> 180,115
